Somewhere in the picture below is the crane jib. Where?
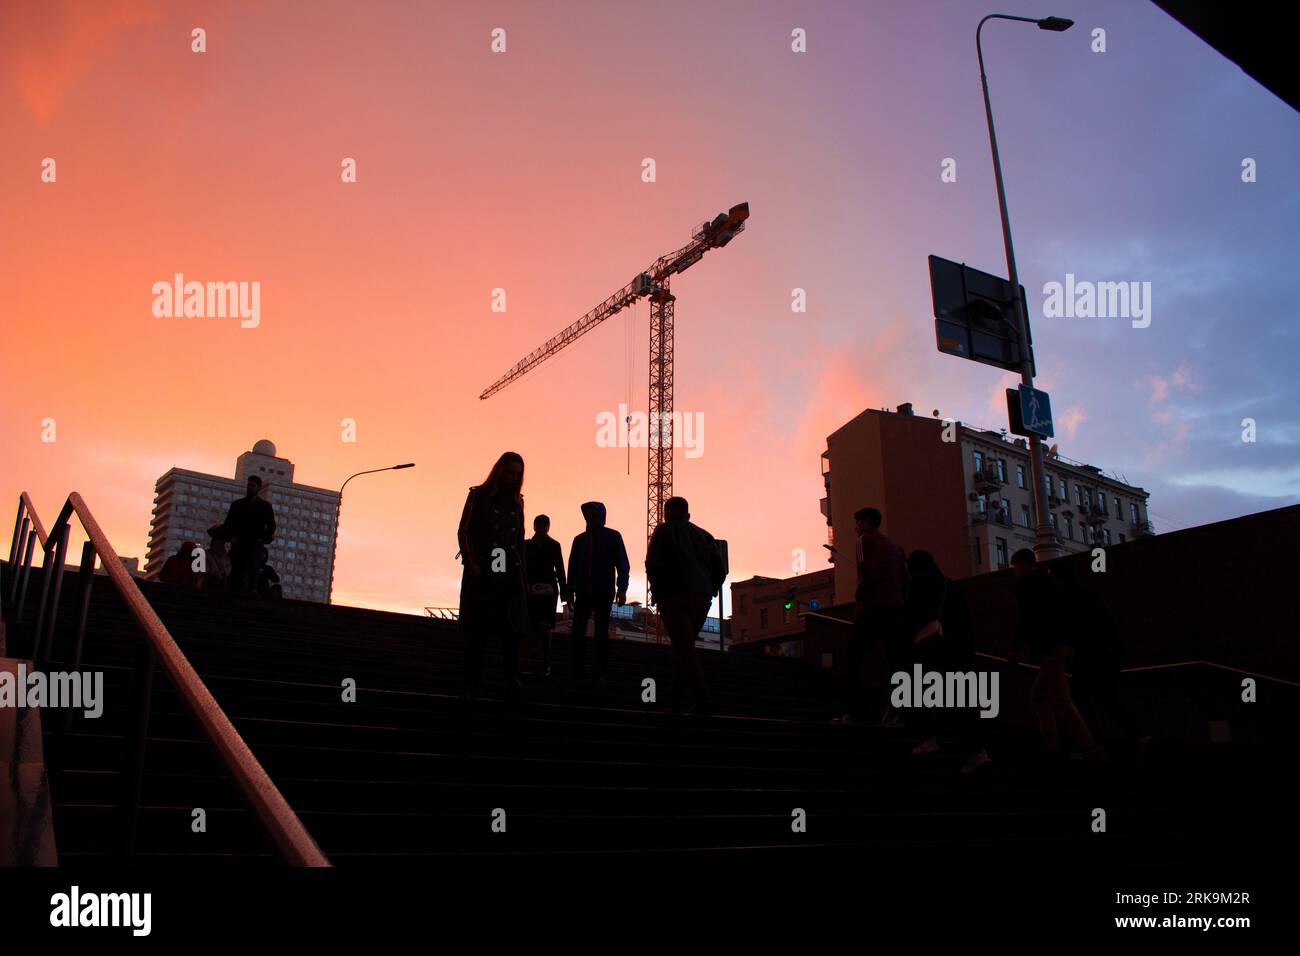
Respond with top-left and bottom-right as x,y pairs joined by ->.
478,202 -> 749,400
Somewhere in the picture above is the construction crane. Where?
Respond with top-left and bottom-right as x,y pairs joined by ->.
479,201 -> 750,551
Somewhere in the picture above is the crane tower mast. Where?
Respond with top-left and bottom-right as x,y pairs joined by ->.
479,201 -> 750,554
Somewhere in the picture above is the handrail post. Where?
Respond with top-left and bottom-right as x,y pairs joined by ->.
122,640 -> 156,858
8,516 -> 30,603
31,531 -> 58,659
34,522 -> 70,667
63,541 -> 97,733
13,530 -> 38,627
9,499 -> 25,565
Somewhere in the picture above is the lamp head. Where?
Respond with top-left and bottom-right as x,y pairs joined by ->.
1037,16 -> 1073,31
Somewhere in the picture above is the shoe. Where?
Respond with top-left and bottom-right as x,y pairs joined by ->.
911,737 -> 942,757
960,749 -> 993,774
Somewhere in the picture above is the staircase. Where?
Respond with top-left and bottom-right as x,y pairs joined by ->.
1,560 -> 1286,865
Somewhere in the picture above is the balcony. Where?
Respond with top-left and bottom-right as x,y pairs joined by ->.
973,508 -> 1012,527
972,465 -> 1004,493
1132,520 -> 1155,538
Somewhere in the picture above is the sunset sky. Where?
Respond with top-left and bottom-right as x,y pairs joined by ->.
3,0 -> 1297,615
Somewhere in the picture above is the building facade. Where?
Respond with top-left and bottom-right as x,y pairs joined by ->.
729,568 -> 835,646
822,403 -> 1152,599
144,439 -> 340,603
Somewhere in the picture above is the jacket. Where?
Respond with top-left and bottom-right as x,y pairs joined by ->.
218,495 -> 276,546
567,502 -> 630,601
645,517 -> 724,602
855,530 -> 907,607
1013,568 -> 1069,656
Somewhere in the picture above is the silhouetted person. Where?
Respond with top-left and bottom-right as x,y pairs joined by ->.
904,550 -> 988,770
201,532 -> 229,591
524,514 -> 566,677
457,452 -> 529,701
1053,562 -> 1129,749
646,497 -> 724,716
1010,549 -> 1099,760
839,506 -> 908,726
254,564 -> 282,598
566,501 -> 629,683
159,540 -> 200,588
214,476 -> 275,594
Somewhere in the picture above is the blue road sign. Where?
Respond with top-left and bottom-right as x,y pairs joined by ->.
1018,385 -> 1053,437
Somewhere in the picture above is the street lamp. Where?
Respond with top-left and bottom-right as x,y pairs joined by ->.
976,13 -> 1073,560
326,463 -> 415,603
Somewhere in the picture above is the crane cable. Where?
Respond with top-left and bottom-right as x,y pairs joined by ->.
625,302 -> 635,475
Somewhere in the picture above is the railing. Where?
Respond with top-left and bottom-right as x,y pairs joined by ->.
6,492 -> 329,866
799,611 -> 1300,685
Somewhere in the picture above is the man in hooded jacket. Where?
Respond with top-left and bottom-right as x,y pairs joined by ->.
566,501 -> 630,682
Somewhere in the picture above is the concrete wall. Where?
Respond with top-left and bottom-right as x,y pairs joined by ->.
957,503 -> 1300,680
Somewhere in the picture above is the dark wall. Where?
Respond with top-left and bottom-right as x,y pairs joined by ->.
955,503 -> 1300,681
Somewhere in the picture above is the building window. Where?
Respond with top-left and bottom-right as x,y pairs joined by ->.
976,493 -> 988,514
760,608 -> 768,629
738,596 -> 747,614
1079,520 -> 1087,542
1016,464 -> 1026,489
1065,520 -> 1074,541
1103,528 -> 1112,545
1076,486 -> 1085,507
1060,478 -> 1068,500
1114,496 -> 1121,517
1021,504 -> 1030,528
1119,533 -> 1126,544
996,458 -> 1007,482
973,449 -> 984,473
1130,502 -> 1139,524
1050,512 -> 1058,530
995,537 -> 1009,569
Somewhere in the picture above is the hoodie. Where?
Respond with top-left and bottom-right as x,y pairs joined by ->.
567,501 -> 630,602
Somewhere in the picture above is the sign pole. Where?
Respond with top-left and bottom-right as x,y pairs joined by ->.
978,19 -> 1063,560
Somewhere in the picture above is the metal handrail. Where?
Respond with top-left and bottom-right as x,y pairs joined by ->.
800,611 -> 1299,686
7,492 -> 330,866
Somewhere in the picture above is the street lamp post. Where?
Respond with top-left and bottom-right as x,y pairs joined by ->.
326,463 -> 415,604
977,13 -> 1072,561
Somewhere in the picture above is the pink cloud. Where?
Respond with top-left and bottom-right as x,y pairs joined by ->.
1,0 -> 164,125
1057,404 -> 1087,440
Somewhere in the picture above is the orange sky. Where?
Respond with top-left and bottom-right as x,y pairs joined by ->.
1,1 -> 898,614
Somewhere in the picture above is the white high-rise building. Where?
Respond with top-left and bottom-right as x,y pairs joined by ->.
144,439 -> 340,603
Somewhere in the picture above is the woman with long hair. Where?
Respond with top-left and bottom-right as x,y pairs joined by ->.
456,451 -> 529,700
